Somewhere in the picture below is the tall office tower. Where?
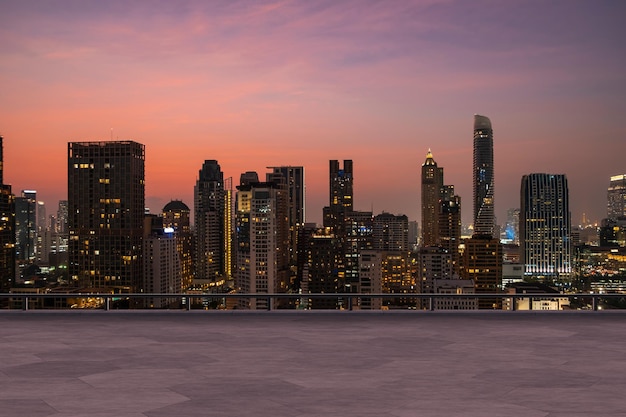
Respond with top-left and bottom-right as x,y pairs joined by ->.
358,250 -> 383,310
163,200 -> 193,290
194,160 -> 226,282
608,174 -> 626,220
68,141 -> 145,292
0,137 -> 16,292
421,150 -> 443,246
56,200 -> 69,234
418,246 -> 454,295
324,160 -> 353,231
520,174 -> 571,281
267,166 -> 304,286
504,208 -> 520,244
373,213 -> 409,251
408,221 -> 419,249
473,115 -> 495,237
235,176 -> 288,309
323,160 -> 361,291
438,195 -> 461,274
462,234 -> 502,309
265,169 -> 293,292
15,190 -> 37,262
300,226 -> 341,309
143,215 -> 181,308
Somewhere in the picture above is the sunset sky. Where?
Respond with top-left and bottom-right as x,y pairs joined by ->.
1,0 -> 624,227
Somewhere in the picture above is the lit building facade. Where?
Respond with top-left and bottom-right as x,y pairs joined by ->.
608,174 -> 626,220
0,137 -> 15,292
462,234 -> 502,309
473,115 -> 495,237
194,160 -> 229,282
163,200 -> 193,290
520,173 -> 571,281
235,178 -> 289,309
143,215 -> 181,308
373,213 -> 409,252
421,150 -> 443,246
15,190 -> 37,262
68,141 -> 145,292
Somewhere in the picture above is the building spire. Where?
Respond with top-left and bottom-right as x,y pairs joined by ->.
423,148 -> 436,166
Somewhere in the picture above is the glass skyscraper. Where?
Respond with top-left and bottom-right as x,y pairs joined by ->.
68,141 -> 145,292
473,115 -> 495,237
520,173 -> 571,281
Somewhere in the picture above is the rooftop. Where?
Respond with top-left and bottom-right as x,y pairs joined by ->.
1,311 -> 625,417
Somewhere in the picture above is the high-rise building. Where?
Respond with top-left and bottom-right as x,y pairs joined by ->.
462,234 -> 502,309
324,160 -> 353,231
0,137 -> 15,292
373,212 -> 409,251
439,194 -> 462,275
194,160 -> 228,283
68,141 -> 145,292
421,149 -> 443,246
15,190 -> 37,262
143,215 -> 181,308
163,200 -> 193,290
520,173 -> 571,282
608,174 -> 626,220
504,208 -> 520,244
235,177 -> 288,309
267,166 -> 304,288
473,115 -> 495,237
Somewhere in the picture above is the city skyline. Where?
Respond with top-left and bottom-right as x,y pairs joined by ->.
1,1 -> 625,226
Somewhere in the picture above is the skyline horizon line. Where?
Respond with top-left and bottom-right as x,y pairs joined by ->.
1,135 -> 618,230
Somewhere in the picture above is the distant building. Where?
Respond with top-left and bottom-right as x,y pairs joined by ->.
299,225 -> 341,309
505,282 -> 569,311
358,250 -> 383,310
194,160 -> 229,283
433,279 -> 477,310
235,178 -> 289,309
462,234 -> 502,309
421,150 -> 443,246
143,215 -> 181,308
608,174 -> 626,220
267,166 -> 305,277
15,190 -> 37,262
473,115 -> 495,237
163,200 -> 193,290
373,212 -> 408,251
600,217 -> 626,247
0,136 -> 15,292
520,174 -> 571,282
68,141 -> 145,292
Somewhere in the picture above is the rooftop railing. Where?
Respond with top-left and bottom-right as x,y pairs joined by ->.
1,292 -> 625,311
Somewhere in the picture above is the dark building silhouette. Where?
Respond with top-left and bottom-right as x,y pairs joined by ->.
0,137 -> 15,292
68,141 -> 145,292
194,160 -> 228,282
421,150 -> 443,246
473,115 -> 495,237
462,233 -> 502,309
163,200 -> 193,290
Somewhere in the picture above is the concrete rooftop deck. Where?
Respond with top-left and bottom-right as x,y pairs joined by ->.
1,311 -> 626,417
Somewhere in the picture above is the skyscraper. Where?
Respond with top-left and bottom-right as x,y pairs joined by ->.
608,174 -> 626,220
235,176 -> 287,309
267,166 -> 304,283
520,173 -> 571,281
421,149 -> 443,246
15,190 -> 37,262
68,141 -> 145,292
194,160 -> 227,282
473,115 -> 495,237
163,200 -> 193,290
0,137 -> 15,292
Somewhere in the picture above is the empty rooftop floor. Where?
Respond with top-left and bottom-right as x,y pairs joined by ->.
1,311 -> 625,417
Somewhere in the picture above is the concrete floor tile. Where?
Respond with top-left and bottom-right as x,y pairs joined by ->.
0,399 -> 57,416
